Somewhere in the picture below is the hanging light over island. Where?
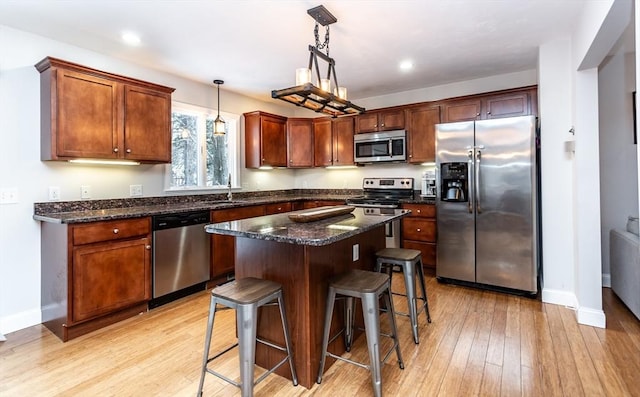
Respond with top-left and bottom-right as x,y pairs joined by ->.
271,5 -> 365,117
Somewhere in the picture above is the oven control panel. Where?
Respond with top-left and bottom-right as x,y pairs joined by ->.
362,177 -> 414,190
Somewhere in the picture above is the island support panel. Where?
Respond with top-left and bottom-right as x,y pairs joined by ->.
234,226 -> 386,389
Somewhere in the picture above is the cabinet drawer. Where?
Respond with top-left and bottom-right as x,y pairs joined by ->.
72,217 -> 150,245
402,240 -> 436,268
212,205 -> 265,222
402,218 -> 436,242
265,202 -> 292,214
402,204 -> 435,218
302,200 -> 344,209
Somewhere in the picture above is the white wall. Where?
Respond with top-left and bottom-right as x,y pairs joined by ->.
598,50 -> 638,286
538,38 -> 576,305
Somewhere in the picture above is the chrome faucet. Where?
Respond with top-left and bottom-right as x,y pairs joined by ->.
227,173 -> 232,201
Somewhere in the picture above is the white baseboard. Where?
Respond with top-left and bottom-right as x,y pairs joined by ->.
602,273 -> 611,288
577,306 -> 606,328
541,287 -> 578,309
0,308 -> 41,335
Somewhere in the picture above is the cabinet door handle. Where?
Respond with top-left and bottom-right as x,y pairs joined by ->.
113,228 -> 119,234
416,228 -> 421,232
145,245 -> 151,250
113,147 -> 119,153
476,113 -> 480,117
126,148 -> 131,153
417,209 -> 421,214
381,123 -> 385,127
487,112 -> 491,116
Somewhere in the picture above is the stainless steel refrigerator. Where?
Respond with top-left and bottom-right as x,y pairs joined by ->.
435,115 -> 538,293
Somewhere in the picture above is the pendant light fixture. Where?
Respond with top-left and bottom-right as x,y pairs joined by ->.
271,5 -> 365,117
213,79 -> 225,136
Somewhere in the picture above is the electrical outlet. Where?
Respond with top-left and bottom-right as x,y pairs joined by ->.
352,244 -> 359,261
0,187 -> 19,204
48,186 -> 60,201
129,184 -> 143,197
81,185 -> 91,199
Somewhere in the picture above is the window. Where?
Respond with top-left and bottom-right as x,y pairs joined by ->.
167,102 -> 240,190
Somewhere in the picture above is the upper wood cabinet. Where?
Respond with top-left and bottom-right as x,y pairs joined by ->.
355,108 -> 405,133
406,105 -> 440,164
244,111 -> 287,168
314,116 -> 355,167
442,87 -> 537,122
287,118 -> 314,168
36,57 -> 174,163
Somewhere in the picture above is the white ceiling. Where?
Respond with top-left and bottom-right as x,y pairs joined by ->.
0,0 -> 590,101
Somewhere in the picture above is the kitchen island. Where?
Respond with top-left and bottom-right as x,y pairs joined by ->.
204,206 -> 409,389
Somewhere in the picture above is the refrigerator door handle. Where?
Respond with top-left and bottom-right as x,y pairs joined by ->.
467,149 -> 474,213
475,149 -> 482,213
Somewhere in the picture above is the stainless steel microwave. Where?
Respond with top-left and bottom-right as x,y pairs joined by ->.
354,130 -> 407,163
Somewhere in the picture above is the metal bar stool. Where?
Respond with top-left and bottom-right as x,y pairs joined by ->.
317,269 -> 404,397
197,277 -> 298,397
375,248 -> 431,344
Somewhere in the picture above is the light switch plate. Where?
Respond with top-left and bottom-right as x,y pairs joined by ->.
0,187 -> 19,204
48,186 -> 60,201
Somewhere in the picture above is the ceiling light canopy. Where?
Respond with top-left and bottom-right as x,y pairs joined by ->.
213,79 -> 225,136
271,5 -> 365,117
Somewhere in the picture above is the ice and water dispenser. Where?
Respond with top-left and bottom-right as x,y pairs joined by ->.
440,162 -> 468,202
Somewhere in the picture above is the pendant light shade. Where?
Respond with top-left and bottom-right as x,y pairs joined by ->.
213,79 -> 225,136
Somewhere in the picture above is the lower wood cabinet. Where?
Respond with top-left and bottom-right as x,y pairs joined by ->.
264,202 -> 292,214
401,203 -> 437,270
301,199 -> 345,209
210,205 -> 266,278
41,217 -> 152,341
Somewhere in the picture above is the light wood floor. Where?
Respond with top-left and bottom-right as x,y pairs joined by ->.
2,274 -> 640,396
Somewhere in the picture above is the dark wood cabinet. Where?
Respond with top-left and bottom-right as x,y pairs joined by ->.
244,111 -> 287,168
355,108 -> 405,133
36,57 -> 173,163
287,118 -> 314,168
302,200 -> 344,209
313,116 -> 355,167
210,205 -> 266,277
313,118 -> 333,167
441,87 -> 536,122
264,202 -> 292,215
41,217 -> 151,341
406,105 -> 440,164
401,204 -> 437,270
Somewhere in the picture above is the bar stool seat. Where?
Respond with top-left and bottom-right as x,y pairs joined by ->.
317,269 -> 404,397
197,277 -> 298,397
375,248 -> 431,344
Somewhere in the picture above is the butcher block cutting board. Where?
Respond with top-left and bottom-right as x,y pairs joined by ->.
288,205 -> 356,223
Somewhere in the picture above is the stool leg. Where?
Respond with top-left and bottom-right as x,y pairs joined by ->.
416,258 -> 431,323
383,287 -> 404,370
361,292 -> 383,397
403,261 -> 420,344
317,287 -> 337,384
344,296 -> 355,351
197,296 -> 218,396
237,303 -> 257,397
276,292 -> 298,386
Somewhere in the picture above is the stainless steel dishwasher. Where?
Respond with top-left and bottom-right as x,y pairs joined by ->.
151,211 -> 210,307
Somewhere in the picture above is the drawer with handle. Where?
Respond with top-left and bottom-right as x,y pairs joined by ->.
72,217 -> 151,245
401,218 -> 436,242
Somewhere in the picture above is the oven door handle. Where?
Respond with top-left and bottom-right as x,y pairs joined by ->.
347,203 -> 399,209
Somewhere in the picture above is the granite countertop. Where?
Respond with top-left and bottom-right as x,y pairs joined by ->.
33,189 -> 436,224
205,207 -> 410,246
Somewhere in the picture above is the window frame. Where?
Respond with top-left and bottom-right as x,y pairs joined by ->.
165,101 -> 241,191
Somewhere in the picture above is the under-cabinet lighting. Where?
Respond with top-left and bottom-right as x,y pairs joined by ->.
325,165 -> 358,170
69,159 -> 140,166
420,162 -> 436,166
258,166 -> 274,170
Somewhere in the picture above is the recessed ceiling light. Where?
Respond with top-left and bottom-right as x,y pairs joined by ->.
121,31 -> 141,46
399,60 -> 414,71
